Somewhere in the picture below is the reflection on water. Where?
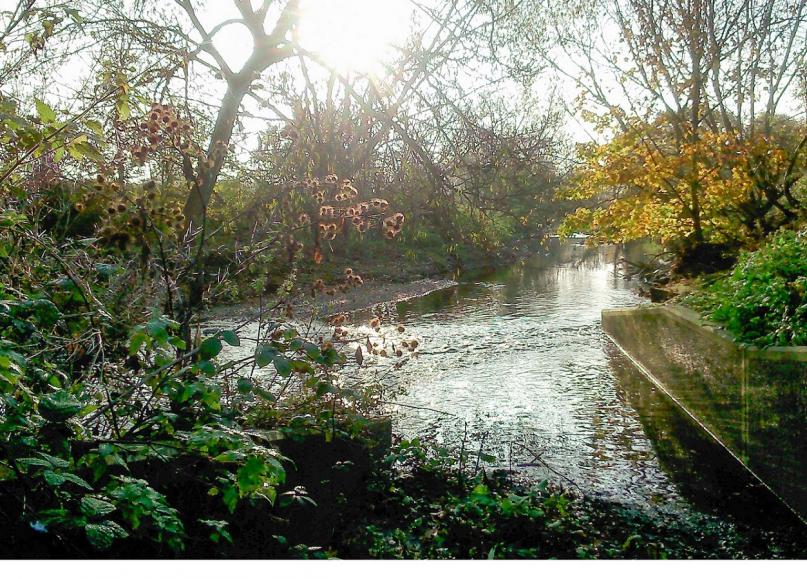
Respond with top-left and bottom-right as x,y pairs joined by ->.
211,238 -> 801,529
357,240 -> 798,524
608,344 -> 799,525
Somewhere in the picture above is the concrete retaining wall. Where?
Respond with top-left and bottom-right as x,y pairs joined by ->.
602,305 -> 807,520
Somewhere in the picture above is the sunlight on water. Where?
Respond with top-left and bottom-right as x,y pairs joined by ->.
211,241 -> 790,522
357,242 -> 692,506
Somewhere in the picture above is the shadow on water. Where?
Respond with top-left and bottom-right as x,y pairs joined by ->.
606,343 -> 804,530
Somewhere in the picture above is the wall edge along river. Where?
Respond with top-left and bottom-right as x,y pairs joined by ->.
602,304 -> 807,522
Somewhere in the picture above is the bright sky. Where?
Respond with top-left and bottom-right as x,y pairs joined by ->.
192,0 -> 420,157
201,0 -> 414,76
3,0 -> 800,150
0,0 -> 596,144
296,0 -> 413,74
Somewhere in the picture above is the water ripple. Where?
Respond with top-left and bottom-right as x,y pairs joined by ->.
356,244 -> 698,509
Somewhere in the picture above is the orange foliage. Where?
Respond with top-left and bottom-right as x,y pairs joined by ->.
559,119 -> 802,246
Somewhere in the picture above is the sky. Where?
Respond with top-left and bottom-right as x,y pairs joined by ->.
195,0 -> 616,144
0,0 -> 605,147
198,0 -> 421,103
2,0 -> 803,153
197,0 -> 414,76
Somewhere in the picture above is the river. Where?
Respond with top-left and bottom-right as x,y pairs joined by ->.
211,239 -> 801,532
346,240 -> 800,529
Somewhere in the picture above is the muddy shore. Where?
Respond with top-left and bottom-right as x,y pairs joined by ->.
204,278 -> 458,322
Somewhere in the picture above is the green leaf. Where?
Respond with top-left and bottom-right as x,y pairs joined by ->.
39,390 -> 83,422
16,458 -> 53,469
315,380 -> 335,397
43,470 -> 66,486
236,377 -> 253,394
81,496 -> 116,517
201,386 -> 221,410
213,450 -> 244,463
145,319 -> 169,342
68,141 -> 104,162
35,99 -> 56,124
255,388 -> 276,402
222,484 -> 239,514
65,8 -> 84,24
199,337 -> 222,360
62,472 -> 93,490
84,119 -> 104,135
623,534 -> 642,551
116,98 -> 131,121
196,360 -> 217,376
321,347 -> 341,365
37,452 -> 69,469
199,519 -> 232,544
303,342 -> 321,359
236,456 -> 267,496
255,344 -> 277,368
25,299 -> 60,326
128,332 -> 147,355
273,355 -> 292,377
67,143 -> 84,161
85,521 -> 128,550
220,330 -> 240,347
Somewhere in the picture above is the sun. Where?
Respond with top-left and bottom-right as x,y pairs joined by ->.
296,0 -> 412,74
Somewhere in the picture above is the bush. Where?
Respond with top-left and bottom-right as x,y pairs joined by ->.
0,197 -> 371,557
683,229 -> 807,346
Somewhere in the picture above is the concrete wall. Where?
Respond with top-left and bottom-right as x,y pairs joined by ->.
602,305 -> 807,520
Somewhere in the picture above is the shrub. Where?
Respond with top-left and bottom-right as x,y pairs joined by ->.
683,229 -> 807,346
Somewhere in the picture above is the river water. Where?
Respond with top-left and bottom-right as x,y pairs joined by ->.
212,239 -> 800,530
346,240 -> 798,527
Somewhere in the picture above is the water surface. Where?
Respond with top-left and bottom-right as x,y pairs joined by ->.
213,240 -> 800,528
351,241 -> 796,525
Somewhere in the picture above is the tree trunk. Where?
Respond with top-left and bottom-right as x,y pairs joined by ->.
183,78 -> 249,227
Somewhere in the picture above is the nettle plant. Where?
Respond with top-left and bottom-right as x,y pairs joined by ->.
0,108 -> 352,556
0,89 -> 425,554
7,108 -> 418,555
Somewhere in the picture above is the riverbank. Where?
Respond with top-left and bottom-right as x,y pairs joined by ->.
204,277 -> 458,321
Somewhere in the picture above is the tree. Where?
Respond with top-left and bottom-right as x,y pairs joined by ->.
498,0 -> 807,252
560,116 -> 806,250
